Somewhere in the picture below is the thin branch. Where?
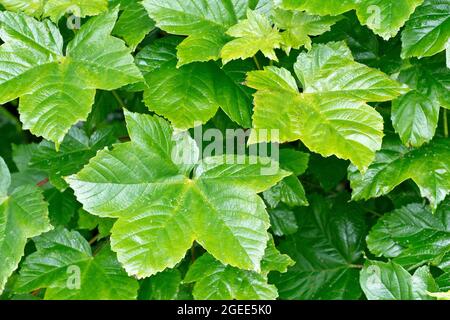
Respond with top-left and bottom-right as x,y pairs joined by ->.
112,91 -> 127,109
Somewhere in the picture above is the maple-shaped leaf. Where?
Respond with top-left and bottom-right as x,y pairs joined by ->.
183,237 -> 294,300
0,10 -> 142,146
14,228 -> 139,299
0,0 -> 108,22
270,194 -> 367,300
247,42 -> 408,171
0,157 -> 52,294
279,0 -> 424,40
139,269 -> 182,300
360,261 -> 438,300
221,10 -> 282,64
349,136 -> 450,210
401,0 -> 450,59
272,8 -> 342,53
137,36 -> 253,129
67,111 -> 289,278
367,202 -> 450,270
142,0 -> 270,66
111,0 -> 155,50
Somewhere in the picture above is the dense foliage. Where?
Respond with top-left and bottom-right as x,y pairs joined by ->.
0,0 -> 449,300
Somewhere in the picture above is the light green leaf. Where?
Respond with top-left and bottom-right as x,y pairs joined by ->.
349,137 -> 450,210
360,261 -> 438,300
279,0 -> 424,40
137,36 -> 253,129
221,10 -> 282,64
143,0 -> 269,65
0,157 -> 52,293
14,228 -> 139,299
248,42 -> 408,171
367,202 -> 450,270
270,195 -> 366,300
0,10 -> 142,145
272,8 -> 342,52
67,111 -> 288,278
402,0 -> 450,59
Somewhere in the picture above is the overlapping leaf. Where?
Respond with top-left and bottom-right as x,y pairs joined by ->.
14,228 -> 139,299
0,157 -> 52,293
0,10 -> 142,146
247,41 -> 408,171
349,137 -> 450,209
67,111 -> 289,278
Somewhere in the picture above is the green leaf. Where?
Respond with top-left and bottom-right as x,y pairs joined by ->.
14,228 -> 139,299
367,202 -> 450,269
391,91 -> 440,147
273,8 -> 342,52
247,42 -> 408,171
184,238 -> 292,300
221,10 -> 282,64
111,0 -> 155,50
401,0 -> 450,59
0,10 -> 142,145
0,157 -> 52,293
45,188 -> 79,226
138,269 -> 181,300
349,137 -> 450,210
360,261 -> 438,300
270,195 -> 366,300
279,0 -> 424,40
77,209 -> 115,239
137,36 -> 253,128
142,0 -> 270,66
268,205 -> 298,236
67,111 -> 288,278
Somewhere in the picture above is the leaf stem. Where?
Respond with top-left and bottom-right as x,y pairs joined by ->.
253,56 -> 262,70
89,233 -> 100,245
36,178 -> 49,187
444,109 -> 448,138
112,91 -> 126,109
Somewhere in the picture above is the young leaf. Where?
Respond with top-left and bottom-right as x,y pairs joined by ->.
14,228 -> 139,299
248,42 -> 408,171
349,137 -> 450,210
0,10 -> 142,146
401,0 -> 450,59
67,111 -> 289,278
360,261 -> 438,300
0,157 -> 52,293
270,195 -> 367,300
221,10 -> 283,64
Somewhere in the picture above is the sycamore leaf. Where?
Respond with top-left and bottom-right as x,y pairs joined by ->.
0,10 -> 141,146
221,10 -> 283,64
111,0 -> 155,50
270,195 -> 367,300
14,228 -> 139,299
0,0 -> 108,22
360,261 -> 438,300
138,269 -> 182,300
402,0 -> 450,59
268,206 -> 298,236
137,36 -> 253,129
279,0 -> 424,40
349,137 -> 450,210
0,157 -> 52,293
143,0 -> 270,66
272,8 -> 342,52
67,111 -> 289,278
184,237 -> 293,300
247,42 -> 408,171
367,202 -> 450,270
